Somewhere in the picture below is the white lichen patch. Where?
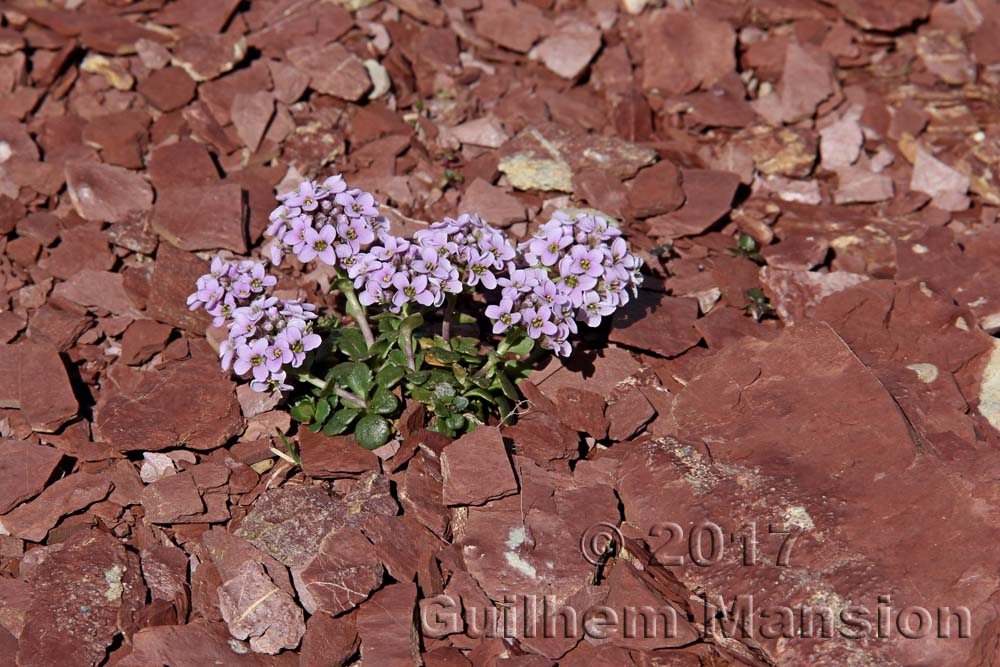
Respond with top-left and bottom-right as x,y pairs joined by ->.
978,338 -> 1000,432
504,526 -> 537,578
104,565 -> 125,602
906,363 -> 939,384
782,505 -> 815,531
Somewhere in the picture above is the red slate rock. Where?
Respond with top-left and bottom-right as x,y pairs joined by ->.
41,224 -> 115,279
268,59 -> 310,105
450,116 -> 509,149
81,111 -> 150,169
218,560 -> 306,654
553,386 -> 608,439
610,292 -> 701,358
910,148 -> 970,212
153,184 -> 247,252
771,41 -> 835,124
0,195 -> 25,235
158,0 -> 242,33
26,299 -> 92,351
145,243 -> 213,332
172,33 -> 247,81
0,342 -> 78,432
300,611 -> 360,667
399,444 -> 451,538
647,169 -> 741,239
356,582 -> 420,667
460,178 -> 526,226
17,531 -> 144,667
238,482 -> 397,568
627,160 -> 684,219
298,430 -> 378,478
286,43 -> 371,101
571,169 -> 627,219
826,0 -> 931,31
232,91 -> 274,153
0,441 -> 63,514
52,269 -> 143,317
138,66 -> 197,112
141,470 -> 205,523
833,166 -> 895,204
291,526 -> 383,614
120,622 -> 298,667
201,527 -> 295,597
65,161 -> 153,224
362,513 -> 441,582
148,140 -> 220,190
759,267 -> 869,324
94,356 -> 242,451
606,384 -> 656,441
475,0 -> 551,53
640,10 -> 736,95
440,425 -> 518,505
120,319 -> 173,365
537,18 -> 601,80
0,472 -> 111,542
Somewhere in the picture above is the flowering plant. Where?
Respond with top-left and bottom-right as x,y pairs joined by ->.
188,174 -> 643,449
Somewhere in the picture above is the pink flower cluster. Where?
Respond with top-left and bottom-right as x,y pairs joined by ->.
187,258 -> 319,393
482,211 -> 643,355
192,174 -> 645,396
265,174 -> 388,272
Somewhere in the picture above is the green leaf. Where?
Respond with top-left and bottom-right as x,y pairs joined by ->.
463,388 -> 497,404
398,313 -> 424,350
355,413 -> 392,450
425,347 -> 461,365
452,395 -> 470,411
369,386 -> 400,415
388,349 -> 409,367
495,369 -> 520,401
504,334 -> 534,357
446,413 -> 466,431
313,397 -> 332,425
329,362 -> 372,398
407,370 -> 430,385
338,328 -> 369,360
322,407 -> 360,435
290,399 -> 314,422
457,312 -> 477,324
375,365 -> 406,388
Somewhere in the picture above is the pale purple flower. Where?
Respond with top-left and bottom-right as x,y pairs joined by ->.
568,246 -> 606,278
337,191 -> 378,218
521,305 -> 558,339
391,272 -> 434,308
283,325 -> 321,366
299,225 -> 337,264
466,249 -> 498,289
249,263 -> 277,293
485,298 -> 521,334
234,339 -> 270,382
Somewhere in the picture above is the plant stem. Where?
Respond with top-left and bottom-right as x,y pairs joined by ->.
402,329 -> 417,372
333,386 -> 367,409
441,294 -> 456,342
298,374 -> 367,409
340,279 -> 375,347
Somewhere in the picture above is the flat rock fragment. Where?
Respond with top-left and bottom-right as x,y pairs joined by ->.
65,162 -> 153,224
218,561 -> 305,654
0,343 -> 78,432
440,426 -> 518,505
0,441 -> 63,514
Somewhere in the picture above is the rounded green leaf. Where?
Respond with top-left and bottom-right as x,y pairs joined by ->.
323,407 -> 360,435
313,397 -> 332,425
375,365 -> 406,388
369,387 -> 400,415
290,399 -> 315,422
355,414 -> 392,450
